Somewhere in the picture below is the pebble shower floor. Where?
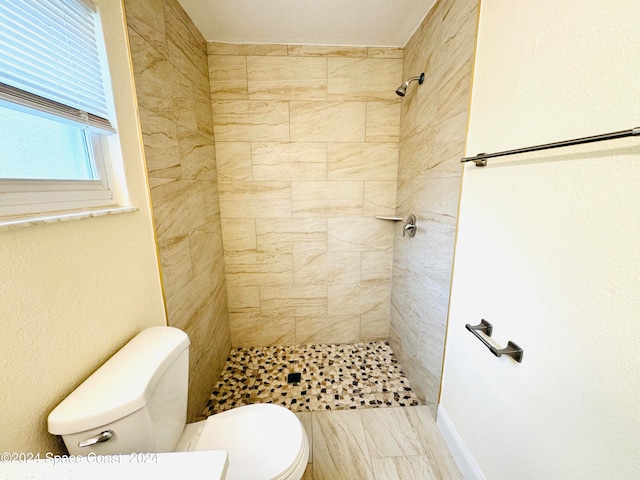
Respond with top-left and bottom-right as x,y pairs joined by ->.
203,341 -> 421,415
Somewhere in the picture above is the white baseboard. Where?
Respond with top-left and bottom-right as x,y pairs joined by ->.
436,405 -> 486,480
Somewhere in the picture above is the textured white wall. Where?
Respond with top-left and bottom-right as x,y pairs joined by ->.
440,0 -> 640,478
0,0 -> 166,454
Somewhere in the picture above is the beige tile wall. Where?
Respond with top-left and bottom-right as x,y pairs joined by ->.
208,44 -> 403,346
124,0 -> 231,421
390,0 -> 478,416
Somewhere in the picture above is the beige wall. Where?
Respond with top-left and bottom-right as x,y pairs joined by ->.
390,0 -> 478,414
0,0 -> 166,454
208,43 -> 404,346
440,1 -> 640,478
124,0 -> 230,421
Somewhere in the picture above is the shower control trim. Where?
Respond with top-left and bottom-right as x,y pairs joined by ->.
403,214 -> 417,238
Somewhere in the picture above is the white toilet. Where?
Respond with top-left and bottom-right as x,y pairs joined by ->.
48,326 -> 309,480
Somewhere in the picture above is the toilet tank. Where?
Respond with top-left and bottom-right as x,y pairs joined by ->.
48,327 -> 190,456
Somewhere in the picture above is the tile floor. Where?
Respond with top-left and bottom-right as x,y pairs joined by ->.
297,406 -> 463,480
202,342 -> 462,479
203,342 -> 421,415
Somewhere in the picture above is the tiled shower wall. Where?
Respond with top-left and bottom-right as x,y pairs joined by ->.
390,0 -> 478,415
124,0 -> 231,420
208,44 -> 404,347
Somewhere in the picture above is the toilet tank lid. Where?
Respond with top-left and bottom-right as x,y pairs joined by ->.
48,326 -> 190,435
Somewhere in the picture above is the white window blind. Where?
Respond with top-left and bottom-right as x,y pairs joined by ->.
0,0 -> 113,132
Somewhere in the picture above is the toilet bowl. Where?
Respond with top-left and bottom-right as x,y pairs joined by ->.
48,326 -> 308,480
177,404 -> 309,480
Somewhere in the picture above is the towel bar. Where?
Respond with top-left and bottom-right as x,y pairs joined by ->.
465,320 -> 523,363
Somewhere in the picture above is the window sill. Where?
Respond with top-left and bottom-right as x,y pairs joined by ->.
0,205 -> 139,231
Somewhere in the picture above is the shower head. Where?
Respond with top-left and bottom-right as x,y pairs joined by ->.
395,72 -> 425,97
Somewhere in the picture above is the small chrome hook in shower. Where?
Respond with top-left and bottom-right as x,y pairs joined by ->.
396,73 -> 424,97
403,214 -> 417,238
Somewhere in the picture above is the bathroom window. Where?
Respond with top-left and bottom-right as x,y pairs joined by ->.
0,0 -> 118,217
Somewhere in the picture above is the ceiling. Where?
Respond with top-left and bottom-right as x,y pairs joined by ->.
177,0 -> 437,47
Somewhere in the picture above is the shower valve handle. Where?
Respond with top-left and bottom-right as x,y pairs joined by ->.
403,224 -> 415,237
403,215 -> 417,238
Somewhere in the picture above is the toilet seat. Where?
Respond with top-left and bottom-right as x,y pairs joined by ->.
194,404 -> 308,480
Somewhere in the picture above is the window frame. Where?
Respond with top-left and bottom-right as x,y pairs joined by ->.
0,0 -> 121,220
0,130 -> 115,217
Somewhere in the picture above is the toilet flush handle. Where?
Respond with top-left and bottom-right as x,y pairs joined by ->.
78,430 -> 114,448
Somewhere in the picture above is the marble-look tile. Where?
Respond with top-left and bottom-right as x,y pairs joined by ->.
367,47 -> 403,59
301,464 -> 312,480
327,252 -> 362,284
327,283 -> 390,316
389,280 -> 427,356
123,0 -> 167,56
292,250 -> 361,286
256,218 -> 327,253
295,412 -> 313,462
220,219 -> 256,252
128,27 -> 174,118
360,311 -> 390,341
201,179 -> 222,221
247,56 -> 327,100
417,0 -> 477,128
151,180 -> 206,241
226,286 -> 260,314
260,285 -> 328,316
137,106 -> 181,179
363,181 -> 397,216
215,142 -> 253,181
208,55 -> 248,99
165,267 -> 214,330
327,143 -> 398,181
158,235 -> 193,298
163,0 -> 206,53
405,407 -> 464,480
291,181 -> 363,217
416,111 -> 468,179
224,252 -> 293,287
218,182 -> 291,218
370,456 -> 438,480
327,58 -> 403,102
411,176 -> 461,220
414,220 -> 457,287
194,87 -> 215,137
366,102 -> 401,143
327,218 -> 394,252
360,283 -> 391,317
229,313 -> 295,347
313,410 -> 375,480
208,42 -> 288,56
212,100 -> 290,141
169,66 -> 198,131
164,1 -> 209,94
129,0 -> 231,424
177,126 -> 216,180
361,251 -> 393,283
418,50 -> 475,132
397,127 -> 429,182
288,45 -> 368,57
296,315 -> 360,344
252,142 -> 326,181
189,222 -> 223,276
293,251 -> 328,285
361,407 -> 426,457
394,177 -> 412,220
290,101 -> 366,142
